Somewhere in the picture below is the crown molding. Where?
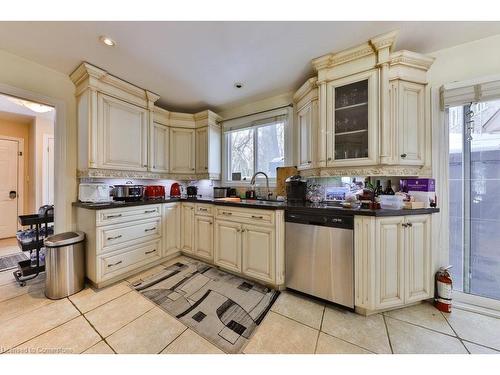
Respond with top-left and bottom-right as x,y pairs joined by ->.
370,30 -> 398,52
390,50 -> 435,71
312,43 -> 375,72
293,77 -> 318,102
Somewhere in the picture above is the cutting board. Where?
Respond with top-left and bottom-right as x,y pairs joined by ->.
276,166 -> 298,197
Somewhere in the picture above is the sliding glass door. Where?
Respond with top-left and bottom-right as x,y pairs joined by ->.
449,99 -> 500,301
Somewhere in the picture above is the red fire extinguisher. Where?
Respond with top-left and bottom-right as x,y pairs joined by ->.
435,266 -> 453,313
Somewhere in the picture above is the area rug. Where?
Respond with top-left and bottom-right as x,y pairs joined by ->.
0,252 -> 28,272
132,259 -> 280,353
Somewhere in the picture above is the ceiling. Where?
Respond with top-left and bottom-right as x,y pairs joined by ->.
1,21 -> 500,113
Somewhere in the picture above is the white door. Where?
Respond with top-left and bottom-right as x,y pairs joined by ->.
405,215 -> 432,303
0,139 -> 18,239
195,127 -> 208,173
214,220 -> 241,273
98,93 -> 148,171
150,122 -> 169,172
242,224 -> 275,283
375,216 -> 405,309
397,81 -> 425,165
170,128 -> 195,174
43,136 -> 54,205
194,215 -> 214,261
163,203 -> 180,257
181,204 -> 194,253
297,103 -> 313,170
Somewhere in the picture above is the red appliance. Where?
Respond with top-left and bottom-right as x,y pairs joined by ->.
170,183 -> 181,198
144,185 -> 165,200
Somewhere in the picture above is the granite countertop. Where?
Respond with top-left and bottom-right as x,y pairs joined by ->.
73,198 -> 439,216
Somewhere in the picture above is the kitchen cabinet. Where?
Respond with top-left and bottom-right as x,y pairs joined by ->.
180,203 -> 195,253
194,215 -> 214,261
98,93 -> 149,171
297,102 -> 314,170
242,224 -> 275,283
163,203 -> 180,257
326,69 -> 379,167
354,214 -> 432,314
170,127 -> 196,174
150,122 -> 169,172
214,220 -> 242,273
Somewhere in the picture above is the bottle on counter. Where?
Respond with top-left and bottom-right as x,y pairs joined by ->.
374,180 -> 384,197
384,180 -> 395,195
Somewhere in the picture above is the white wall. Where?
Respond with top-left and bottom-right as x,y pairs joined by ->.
0,49 -> 76,232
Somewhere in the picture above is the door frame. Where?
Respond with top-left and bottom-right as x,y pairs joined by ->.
42,133 -> 55,205
0,136 -> 24,227
0,82 -> 67,232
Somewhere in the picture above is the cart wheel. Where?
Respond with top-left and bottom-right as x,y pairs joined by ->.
20,281 -> 26,287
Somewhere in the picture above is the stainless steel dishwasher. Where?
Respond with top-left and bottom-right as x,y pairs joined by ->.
285,210 -> 354,308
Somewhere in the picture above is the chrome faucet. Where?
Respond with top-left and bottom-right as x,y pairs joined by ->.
250,171 -> 272,200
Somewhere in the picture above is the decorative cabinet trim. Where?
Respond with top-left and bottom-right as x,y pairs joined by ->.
77,168 -> 219,180
299,165 -> 432,178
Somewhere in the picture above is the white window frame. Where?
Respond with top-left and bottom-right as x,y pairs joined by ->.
222,107 -> 293,187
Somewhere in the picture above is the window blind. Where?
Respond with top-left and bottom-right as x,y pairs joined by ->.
440,74 -> 500,109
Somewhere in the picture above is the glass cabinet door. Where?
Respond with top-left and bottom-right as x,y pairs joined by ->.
334,80 -> 369,160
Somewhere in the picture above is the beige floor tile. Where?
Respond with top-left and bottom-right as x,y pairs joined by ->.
243,311 -> 318,354
315,332 -> 373,354
384,302 -> 455,335
386,317 -> 467,354
271,291 -> 325,329
69,282 -> 131,313
161,329 -> 224,354
83,340 -> 115,354
321,307 -> 391,354
444,309 -> 500,350
107,307 -> 186,353
0,275 -> 45,303
10,316 -> 101,354
85,291 -> 156,338
0,298 -> 80,353
0,288 -> 54,324
126,265 -> 167,285
0,270 -> 17,286
463,341 -> 500,354
0,237 -> 18,257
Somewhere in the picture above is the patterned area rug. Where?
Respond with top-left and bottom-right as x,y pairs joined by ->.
0,252 -> 28,271
132,259 -> 280,353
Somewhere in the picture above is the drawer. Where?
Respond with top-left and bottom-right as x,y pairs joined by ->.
97,217 -> 162,254
96,205 -> 161,226
195,204 -> 213,216
98,239 -> 161,282
215,207 -> 274,226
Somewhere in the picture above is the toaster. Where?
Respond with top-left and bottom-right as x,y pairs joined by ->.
78,183 -> 113,203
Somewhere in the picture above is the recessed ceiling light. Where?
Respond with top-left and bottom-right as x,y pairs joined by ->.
99,36 -> 116,47
234,82 -> 243,89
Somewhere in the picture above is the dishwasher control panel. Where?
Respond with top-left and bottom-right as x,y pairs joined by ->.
285,211 -> 354,229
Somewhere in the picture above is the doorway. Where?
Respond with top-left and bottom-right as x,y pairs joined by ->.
448,99 -> 500,303
0,138 -> 20,240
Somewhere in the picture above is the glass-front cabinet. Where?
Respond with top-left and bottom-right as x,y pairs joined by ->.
326,69 -> 378,166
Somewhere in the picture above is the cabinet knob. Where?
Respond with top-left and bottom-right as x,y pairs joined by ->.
407,222 -> 413,227
327,157 -> 332,161
402,223 -> 408,228
192,168 -> 195,171
143,164 -> 147,167
400,153 -> 407,158
204,167 -> 208,170
307,160 -> 312,164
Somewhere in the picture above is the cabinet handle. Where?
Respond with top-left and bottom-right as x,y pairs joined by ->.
106,214 -> 122,219
143,164 -> 147,167
153,165 -> 156,169
191,168 -> 195,171
400,153 -> 407,158
402,223 -> 408,228
144,227 -> 157,232
204,167 -> 208,170
251,215 -> 263,219
237,228 -> 241,232
307,160 -> 312,163
107,235 -> 122,241
107,260 -> 122,268
406,222 -> 413,227
145,249 -> 157,254
222,212 -> 232,216
144,209 -> 156,213
199,208 -> 208,212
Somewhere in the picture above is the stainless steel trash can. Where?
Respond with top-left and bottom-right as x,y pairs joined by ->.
44,231 -> 86,299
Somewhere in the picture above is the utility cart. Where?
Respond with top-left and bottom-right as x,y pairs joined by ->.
14,206 -> 54,286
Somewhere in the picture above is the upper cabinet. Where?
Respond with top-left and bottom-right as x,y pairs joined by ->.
295,30 -> 434,177
71,63 -> 222,180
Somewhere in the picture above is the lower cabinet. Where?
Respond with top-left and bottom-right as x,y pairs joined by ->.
355,214 -> 432,314
181,203 -> 195,253
242,224 -> 275,283
163,203 -> 180,257
214,220 -> 242,273
194,215 -> 214,261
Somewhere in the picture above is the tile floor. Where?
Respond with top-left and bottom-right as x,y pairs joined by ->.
1,255 -> 500,354
0,237 -> 19,257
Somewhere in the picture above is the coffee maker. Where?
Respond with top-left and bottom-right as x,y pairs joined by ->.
285,175 -> 307,203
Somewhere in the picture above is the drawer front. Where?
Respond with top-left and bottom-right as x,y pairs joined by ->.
98,217 -> 162,253
96,205 -> 161,226
215,207 -> 274,226
195,204 -> 213,216
98,239 -> 161,281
